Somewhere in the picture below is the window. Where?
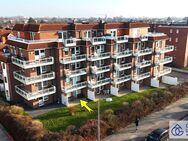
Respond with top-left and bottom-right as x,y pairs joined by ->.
169,37 -> 172,42
176,29 -> 179,34
43,96 -> 49,102
76,47 -> 80,54
41,66 -> 47,73
175,38 -> 178,42
2,63 -> 5,69
170,29 -> 173,33
17,32 -> 20,38
35,50 -> 39,55
100,60 -> 104,66
75,62 -> 80,69
100,45 -> 105,52
30,32 -> 35,40
43,81 -> 48,87
4,77 -> 7,83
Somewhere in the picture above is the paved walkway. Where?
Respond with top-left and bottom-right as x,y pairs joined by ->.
0,124 -> 13,141
103,96 -> 188,141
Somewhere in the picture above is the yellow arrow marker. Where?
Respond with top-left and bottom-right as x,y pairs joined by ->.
80,100 -> 93,113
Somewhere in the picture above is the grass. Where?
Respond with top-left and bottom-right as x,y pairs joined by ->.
183,67 -> 188,71
36,88 -> 162,132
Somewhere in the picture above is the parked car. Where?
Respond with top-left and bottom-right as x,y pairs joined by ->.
145,128 -> 169,141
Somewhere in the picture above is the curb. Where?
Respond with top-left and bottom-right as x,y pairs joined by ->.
172,67 -> 188,74
0,124 -> 14,141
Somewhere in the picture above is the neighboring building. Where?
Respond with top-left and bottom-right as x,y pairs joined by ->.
0,29 -> 14,101
0,22 -> 175,108
156,25 -> 188,68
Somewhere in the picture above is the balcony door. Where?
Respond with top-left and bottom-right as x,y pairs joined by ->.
35,49 -> 45,60
95,60 -> 104,67
71,47 -> 80,58
95,45 -> 104,54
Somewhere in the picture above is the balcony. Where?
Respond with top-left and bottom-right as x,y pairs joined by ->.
88,78 -> 111,89
60,54 -> 86,64
115,35 -> 128,43
15,85 -> 56,101
114,63 -> 132,71
64,68 -> 87,78
132,72 -> 150,81
112,75 -> 131,85
154,67 -> 172,77
13,71 -> 55,85
8,36 -> 57,44
91,37 -> 106,45
155,57 -> 173,65
64,38 -> 77,47
11,56 -> 54,69
112,50 -> 132,59
62,81 -> 87,93
133,48 -> 152,57
156,45 -> 174,54
140,36 -> 148,41
91,65 -> 110,74
87,52 -> 111,61
136,60 -> 152,68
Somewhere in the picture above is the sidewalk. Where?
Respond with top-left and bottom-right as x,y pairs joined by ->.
0,124 -> 14,141
103,96 -> 188,141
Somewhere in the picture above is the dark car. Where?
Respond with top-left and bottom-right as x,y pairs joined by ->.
145,128 -> 169,141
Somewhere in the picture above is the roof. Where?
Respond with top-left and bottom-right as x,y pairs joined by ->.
158,25 -> 188,29
13,23 -> 70,32
12,22 -> 150,32
0,29 -> 11,36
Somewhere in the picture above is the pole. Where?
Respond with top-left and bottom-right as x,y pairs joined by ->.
98,100 -> 100,141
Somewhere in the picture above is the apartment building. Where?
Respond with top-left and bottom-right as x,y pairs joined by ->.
156,25 -> 188,68
0,22 -> 175,108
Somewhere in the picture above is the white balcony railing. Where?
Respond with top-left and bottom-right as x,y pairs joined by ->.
13,71 -> 55,85
112,75 -> 131,85
156,45 -> 174,54
133,48 -> 152,57
136,60 -> 152,68
91,65 -> 110,74
8,36 -> 57,44
132,72 -> 151,81
91,37 -> 106,45
154,67 -> 172,77
87,52 -> 111,61
11,56 -> 54,69
155,57 -> 173,65
115,35 -> 129,43
62,81 -> 87,93
64,38 -> 77,47
15,85 -> 56,100
140,36 -> 148,41
88,78 -> 111,89
64,68 -> 87,78
114,63 -> 132,71
60,54 -> 86,64
112,50 -> 132,59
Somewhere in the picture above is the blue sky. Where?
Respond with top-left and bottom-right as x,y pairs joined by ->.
1,0 -> 188,18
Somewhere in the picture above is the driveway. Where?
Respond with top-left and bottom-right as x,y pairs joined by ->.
103,96 -> 188,141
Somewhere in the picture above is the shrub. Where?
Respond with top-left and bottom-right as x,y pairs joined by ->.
101,109 -> 118,128
79,119 -> 109,141
9,105 -> 24,115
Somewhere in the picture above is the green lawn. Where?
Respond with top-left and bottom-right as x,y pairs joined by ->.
183,67 -> 188,71
36,88 -> 162,132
